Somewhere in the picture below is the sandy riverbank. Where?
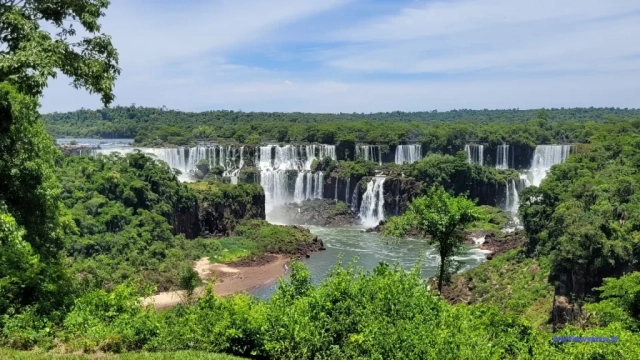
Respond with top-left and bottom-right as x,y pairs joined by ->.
144,254 -> 290,310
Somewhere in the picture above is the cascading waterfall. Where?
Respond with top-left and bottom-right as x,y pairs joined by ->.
258,144 -> 335,212
351,186 -> 359,211
345,178 -> 351,206
496,144 -> 510,169
359,176 -> 386,227
523,145 -> 572,187
503,179 -> 520,215
315,172 -> 325,199
395,144 -> 422,165
95,145 -> 245,182
502,145 -> 572,230
464,144 -> 484,166
357,145 -> 382,165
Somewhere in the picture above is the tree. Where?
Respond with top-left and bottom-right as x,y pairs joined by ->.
382,187 -> 480,293
0,0 -> 120,104
0,0 -> 119,315
178,266 -> 201,304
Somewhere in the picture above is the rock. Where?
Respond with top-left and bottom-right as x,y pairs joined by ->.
553,295 -> 582,331
270,199 -> 361,227
473,230 -> 526,259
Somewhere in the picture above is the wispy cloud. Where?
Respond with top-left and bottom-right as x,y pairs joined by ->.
40,0 -> 640,113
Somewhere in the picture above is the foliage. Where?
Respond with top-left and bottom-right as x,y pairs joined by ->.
190,181 -> 264,231
519,119 -> 640,300
382,187 -> 480,292
178,267 -> 201,301
450,250 -> 554,329
57,153 -> 199,291
333,201 -> 349,216
468,205 -> 511,232
0,84 -> 76,317
0,0 -> 120,105
584,272 -> 640,331
7,261 -> 640,358
234,220 -> 315,257
0,349 -> 244,359
42,106 -> 640,144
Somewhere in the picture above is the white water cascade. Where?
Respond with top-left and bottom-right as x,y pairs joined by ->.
523,145 -> 572,187
504,179 -> 520,215
395,145 -> 422,165
258,144 -> 336,213
464,144 -> 484,166
357,145 -> 382,165
95,145 -> 245,182
496,144 -> 510,169
359,176 -> 386,227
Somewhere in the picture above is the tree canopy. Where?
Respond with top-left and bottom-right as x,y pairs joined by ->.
383,187 -> 480,293
0,0 -> 120,104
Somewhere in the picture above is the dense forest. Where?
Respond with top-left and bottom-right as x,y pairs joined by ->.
45,106 -> 638,147
3,0 -> 640,359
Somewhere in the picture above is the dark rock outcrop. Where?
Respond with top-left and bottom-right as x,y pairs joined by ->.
466,230 -> 526,259
271,198 -> 360,227
552,295 -> 582,331
198,183 -> 265,237
383,177 -> 422,216
172,182 -> 266,238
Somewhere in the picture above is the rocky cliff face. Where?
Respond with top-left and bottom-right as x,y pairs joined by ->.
269,198 -> 360,227
382,177 -> 422,216
172,182 -> 266,238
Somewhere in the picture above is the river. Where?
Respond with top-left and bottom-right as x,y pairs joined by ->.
250,225 -> 491,299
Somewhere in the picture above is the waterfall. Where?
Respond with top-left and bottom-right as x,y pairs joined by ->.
294,172 -> 306,203
395,145 -> 422,165
305,171 -> 313,200
351,185 -> 359,211
357,145 -> 382,165
501,145 -> 571,231
496,144 -> 510,169
334,177 -> 338,201
523,145 -> 572,187
359,176 -> 386,227
464,144 -> 484,166
345,178 -> 351,205
314,172 -> 324,199
257,144 -> 336,212
504,179 -> 520,215
95,145 -> 245,182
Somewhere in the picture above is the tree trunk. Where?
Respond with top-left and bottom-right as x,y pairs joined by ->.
438,256 -> 445,294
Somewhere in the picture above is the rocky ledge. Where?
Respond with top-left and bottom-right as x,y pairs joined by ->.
271,199 -> 361,227
465,230 -> 526,259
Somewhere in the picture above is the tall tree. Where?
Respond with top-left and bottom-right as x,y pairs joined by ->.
0,0 -> 120,104
383,187 -> 480,293
0,0 -> 119,314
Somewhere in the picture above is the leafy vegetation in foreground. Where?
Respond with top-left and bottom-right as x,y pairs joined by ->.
520,119 -> 640,303
447,250 -> 555,329
383,187 -> 480,293
1,261 -> 638,359
0,349 -> 243,360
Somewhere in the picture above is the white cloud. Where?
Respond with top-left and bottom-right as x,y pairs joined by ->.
326,0 -> 640,74
40,0 -> 640,113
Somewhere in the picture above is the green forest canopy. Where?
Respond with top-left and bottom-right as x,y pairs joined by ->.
43,106 -> 640,147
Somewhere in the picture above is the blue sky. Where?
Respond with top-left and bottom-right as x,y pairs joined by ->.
41,0 -> 640,113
